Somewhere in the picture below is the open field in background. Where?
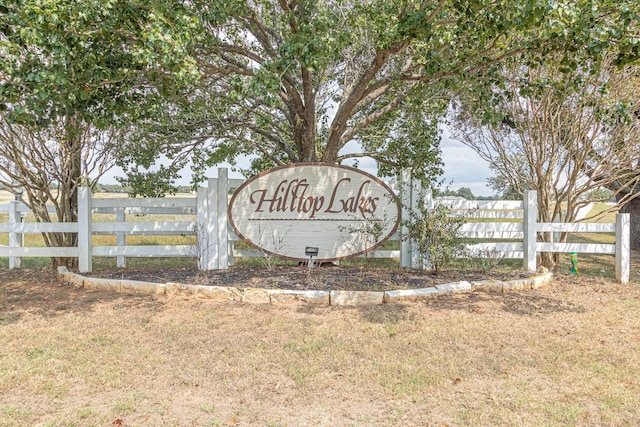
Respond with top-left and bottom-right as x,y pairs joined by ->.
0,191 -> 14,204
1,267 -> 640,426
0,190 -> 198,249
562,203 -> 618,280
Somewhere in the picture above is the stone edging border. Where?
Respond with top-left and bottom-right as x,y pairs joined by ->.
57,267 -> 553,306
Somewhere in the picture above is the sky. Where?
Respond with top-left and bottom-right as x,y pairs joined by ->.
101,134 -> 496,197
439,137 -> 494,197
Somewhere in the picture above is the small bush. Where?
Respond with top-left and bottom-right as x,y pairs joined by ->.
404,203 -> 469,274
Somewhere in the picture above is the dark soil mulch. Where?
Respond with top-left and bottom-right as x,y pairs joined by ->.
86,264 -> 534,292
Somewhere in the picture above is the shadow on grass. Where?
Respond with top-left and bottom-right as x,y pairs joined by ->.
0,267 -> 163,325
346,290 -> 587,324
499,292 -> 586,315
354,304 -> 417,324
433,291 -> 586,316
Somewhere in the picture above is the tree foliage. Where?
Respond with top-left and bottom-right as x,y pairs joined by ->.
450,56 -> 640,264
2,1 -> 639,240
117,0 -> 640,192
0,0 -> 200,264
434,186 -> 477,200
0,0 -> 199,125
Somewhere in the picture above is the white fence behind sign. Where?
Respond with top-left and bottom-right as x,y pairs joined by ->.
439,197 -> 526,260
0,169 -> 631,283
398,177 -> 629,282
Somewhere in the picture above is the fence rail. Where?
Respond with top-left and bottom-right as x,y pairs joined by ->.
0,169 -> 631,283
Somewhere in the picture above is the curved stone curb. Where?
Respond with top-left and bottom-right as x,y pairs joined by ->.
57,267 -> 553,306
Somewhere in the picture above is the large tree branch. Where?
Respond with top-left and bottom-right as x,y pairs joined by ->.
325,40 -> 410,161
340,92 -> 408,147
337,150 -> 389,164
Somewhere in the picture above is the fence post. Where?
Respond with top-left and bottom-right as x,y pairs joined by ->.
410,179 -> 422,268
206,177 -> 219,270
196,186 -> 208,270
116,207 -> 126,268
523,190 -> 537,271
217,167 -> 229,269
78,187 -> 92,273
8,201 -> 22,269
420,188 -> 433,270
228,239 -> 235,266
400,169 -> 411,268
615,213 -> 630,283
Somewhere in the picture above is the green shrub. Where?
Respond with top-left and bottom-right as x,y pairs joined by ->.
404,203 -> 469,274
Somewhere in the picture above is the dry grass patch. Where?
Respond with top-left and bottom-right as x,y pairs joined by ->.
1,269 -> 640,426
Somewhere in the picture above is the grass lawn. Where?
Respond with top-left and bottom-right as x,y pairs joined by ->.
1,198 -> 639,425
1,263 -> 639,426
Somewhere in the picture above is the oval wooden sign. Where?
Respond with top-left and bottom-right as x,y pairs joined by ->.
228,163 -> 400,262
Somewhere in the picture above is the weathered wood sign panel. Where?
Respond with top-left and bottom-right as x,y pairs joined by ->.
228,163 -> 400,262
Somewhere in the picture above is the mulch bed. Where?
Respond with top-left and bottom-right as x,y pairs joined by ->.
86,264 -> 534,292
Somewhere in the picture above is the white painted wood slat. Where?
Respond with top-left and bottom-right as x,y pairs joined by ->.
0,223 -> 78,233
536,222 -> 615,233
537,242 -> 615,254
0,247 -> 79,257
92,245 -> 195,257
92,221 -> 196,234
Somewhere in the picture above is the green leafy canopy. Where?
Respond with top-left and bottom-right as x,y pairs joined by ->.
120,0 -> 638,193
3,1 -> 638,194
0,0 -> 199,127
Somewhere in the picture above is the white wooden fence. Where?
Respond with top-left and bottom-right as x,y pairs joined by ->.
398,176 -> 629,283
0,168 -> 631,283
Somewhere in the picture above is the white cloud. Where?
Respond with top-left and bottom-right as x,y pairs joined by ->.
440,136 -> 494,196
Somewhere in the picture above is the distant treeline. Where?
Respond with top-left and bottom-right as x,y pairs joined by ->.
433,187 -> 498,201
95,183 -> 194,194
95,183 -> 499,199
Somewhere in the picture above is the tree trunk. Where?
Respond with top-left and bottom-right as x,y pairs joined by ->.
539,252 -> 555,269
537,231 -> 559,269
49,116 -> 82,269
619,196 -> 640,250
